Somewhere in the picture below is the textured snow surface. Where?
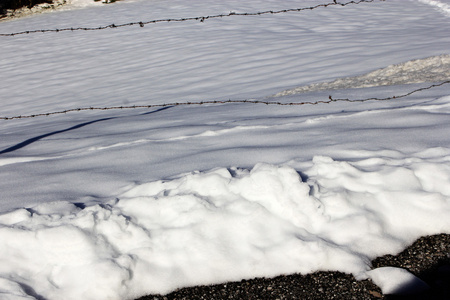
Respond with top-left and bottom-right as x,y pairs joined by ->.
1,157 -> 450,299
367,267 -> 430,295
274,54 -> 450,96
418,0 -> 450,17
0,0 -> 450,299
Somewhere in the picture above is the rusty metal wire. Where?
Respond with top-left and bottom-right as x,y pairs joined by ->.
1,81 -> 448,121
0,0 -> 385,37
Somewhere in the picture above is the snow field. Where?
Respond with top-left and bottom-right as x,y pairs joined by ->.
1,0 -> 449,116
0,0 -> 450,299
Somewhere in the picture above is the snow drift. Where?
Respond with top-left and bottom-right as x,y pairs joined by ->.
417,0 -> 450,17
1,154 -> 449,300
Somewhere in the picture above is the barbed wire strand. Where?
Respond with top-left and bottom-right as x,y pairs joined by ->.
2,81 -> 448,121
0,0 -> 385,37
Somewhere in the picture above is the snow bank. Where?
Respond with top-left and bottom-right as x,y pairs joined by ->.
1,154 -> 449,300
274,54 -> 450,96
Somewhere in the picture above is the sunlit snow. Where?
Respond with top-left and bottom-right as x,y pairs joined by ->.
0,0 -> 449,299
367,267 -> 430,295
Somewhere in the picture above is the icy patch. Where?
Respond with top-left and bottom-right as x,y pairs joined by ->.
274,54 -> 450,97
417,0 -> 450,17
367,267 -> 430,295
0,155 -> 449,299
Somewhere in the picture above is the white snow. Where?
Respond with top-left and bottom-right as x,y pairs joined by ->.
0,0 -> 450,299
64,0 -> 103,9
367,267 -> 430,295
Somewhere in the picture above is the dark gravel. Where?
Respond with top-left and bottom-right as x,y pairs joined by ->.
136,234 -> 450,300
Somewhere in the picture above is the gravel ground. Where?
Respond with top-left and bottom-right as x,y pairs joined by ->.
137,234 -> 450,300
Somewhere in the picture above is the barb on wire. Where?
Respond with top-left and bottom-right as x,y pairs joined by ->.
0,0 -> 385,36
1,81 -> 448,121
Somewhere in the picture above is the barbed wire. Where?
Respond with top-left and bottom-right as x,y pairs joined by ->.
0,0 -> 385,37
1,81 -> 448,121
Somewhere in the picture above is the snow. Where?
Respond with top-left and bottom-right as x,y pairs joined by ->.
64,0 -> 104,9
418,0 -> 450,17
366,267 -> 430,295
274,54 -> 450,96
0,0 -> 449,299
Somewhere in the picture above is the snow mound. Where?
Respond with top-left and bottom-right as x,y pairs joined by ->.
274,54 -> 450,97
367,267 -> 430,295
1,155 -> 450,300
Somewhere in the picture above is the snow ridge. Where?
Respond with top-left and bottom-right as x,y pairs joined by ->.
274,54 -> 450,97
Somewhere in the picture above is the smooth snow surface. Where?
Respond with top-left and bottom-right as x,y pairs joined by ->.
1,0 -> 450,299
367,267 -> 430,295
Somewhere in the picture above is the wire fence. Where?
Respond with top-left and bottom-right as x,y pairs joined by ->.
2,81 -> 448,121
2,0 -> 447,123
0,0 -> 385,36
